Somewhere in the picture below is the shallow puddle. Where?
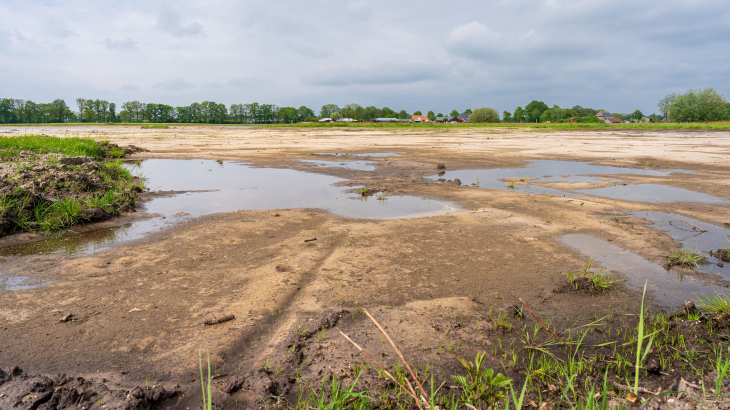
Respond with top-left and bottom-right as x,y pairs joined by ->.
428,160 -> 724,204
0,159 -> 457,257
0,275 -> 49,291
561,234 -> 728,307
579,184 -> 729,204
313,152 -> 404,157
631,212 -> 730,279
299,159 -> 376,171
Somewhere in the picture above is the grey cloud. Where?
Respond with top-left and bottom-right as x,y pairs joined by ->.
156,8 -> 203,37
303,62 -> 449,86
44,19 -> 77,38
152,78 -> 194,90
120,84 -> 139,91
104,38 -> 137,51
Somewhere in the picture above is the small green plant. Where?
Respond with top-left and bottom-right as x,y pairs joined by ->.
216,158 -> 224,164
451,352 -> 512,408
199,348 -> 213,410
495,313 -> 512,332
588,267 -> 624,291
506,181 -> 517,190
668,243 -> 703,270
359,187 -> 370,197
696,293 -> 730,316
306,371 -> 369,409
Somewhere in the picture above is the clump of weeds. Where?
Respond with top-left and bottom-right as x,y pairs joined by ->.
667,243 -> 706,270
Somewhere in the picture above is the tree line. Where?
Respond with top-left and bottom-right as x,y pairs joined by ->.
1,91 -> 727,124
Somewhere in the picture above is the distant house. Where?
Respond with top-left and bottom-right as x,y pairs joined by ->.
374,118 -> 399,122
459,112 -> 471,122
411,115 -> 429,122
603,117 -> 624,124
595,111 -> 629,124
319,118 -> 332,123
449,117 -> 466,123
434,116 -> 449,122
338,118 -> 356,122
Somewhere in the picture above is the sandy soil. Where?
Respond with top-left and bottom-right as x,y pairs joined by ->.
1,125 -> 729,408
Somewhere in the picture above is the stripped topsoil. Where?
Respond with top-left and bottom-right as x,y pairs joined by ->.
2,127 -> 730,409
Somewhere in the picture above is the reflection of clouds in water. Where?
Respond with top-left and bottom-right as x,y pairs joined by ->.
0,159 -> 458,257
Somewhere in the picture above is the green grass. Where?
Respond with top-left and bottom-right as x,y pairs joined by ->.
0,135 -> 108,158
141,125 -> 170,129
696,293 -> 730,316
668,243 -> 704,269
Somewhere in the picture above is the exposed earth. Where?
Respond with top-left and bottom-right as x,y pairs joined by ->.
1,125 -> 730,409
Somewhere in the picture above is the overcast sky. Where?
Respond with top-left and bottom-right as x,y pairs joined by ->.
1,0 -> 729,115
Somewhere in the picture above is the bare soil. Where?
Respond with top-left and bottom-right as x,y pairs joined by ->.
1,125 -> 730,409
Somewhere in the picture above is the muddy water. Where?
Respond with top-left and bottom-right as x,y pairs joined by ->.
427,160 -> 725,203
0,275 -> 50,291
631,212 -> 730,279
0,159 -> 457,258
561,234 -> 728,307
313,152 -> 404,157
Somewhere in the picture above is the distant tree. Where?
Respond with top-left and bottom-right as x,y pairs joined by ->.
427,111 -> 435,121
298,106 -> 315,121
75,98 -> 86,122
363,106 -> 380,120
613,113 -> 624,120
525,100 -> 548,123
380,107 -> 396,118
631,110 -> 644,122
398,110 -> 410,119
463,108 -> 472,114
502,110 -> 512,123
109,102 -> 116,122
436,113 -> 443,117
539,111 -> 550,122
513,107 -> 525,123
319,104 -> 340,118
726,103 -> 730,120
561,110 -> 571,120
657,93 -> 677,120
341,103 -> 363,120
277,106 -> 299,123
469,107 -> 500,123
449,109 -> 459,117
669,88 -> 727,122
332,112 -> 342,121
413,111 -> 422,116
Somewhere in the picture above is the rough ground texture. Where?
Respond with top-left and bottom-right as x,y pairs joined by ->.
0,146 -> 143,236
0,125 -> 729,409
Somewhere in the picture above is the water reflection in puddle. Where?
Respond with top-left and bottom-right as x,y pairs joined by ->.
579,184 -> 729,204
0,275 -> 49,291
631,212 -> 730,280
561,234 -> 728,307
427,160 -> 725,204
0,159 -> 458,257
299,159 -> 376,171
313,152 -> 404,157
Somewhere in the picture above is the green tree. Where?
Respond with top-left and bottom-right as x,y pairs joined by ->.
427,111 -> 435,121
380,107 -> 396,118
502,110 -> 512,122
363,106 -> 379,120
469,107 -> 500,123
450,110 -> 459,117
413,111 -> 422,116
513,107 -> 525,123
319,104 -> 340,118
525,100 -> 548,123
436,113 -> 443,117
297,106 -> 315,121
632,109 -> 644,122
108,102 -> 116,122
669,88 -> 727,122
657,93 -> 677,120
463,108 -> 472,114
398,110 -> 410,119
726,103 -> 730,120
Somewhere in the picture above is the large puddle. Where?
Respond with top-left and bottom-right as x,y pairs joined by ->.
428,160 -> 726,204
561,234 -> 728,307
0,159 -> 457,258
631,212 -> 730,279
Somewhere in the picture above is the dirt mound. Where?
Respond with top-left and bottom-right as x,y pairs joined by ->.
0,367 -> 177,410
0,144 -> 145,237
711,249 -> 730,263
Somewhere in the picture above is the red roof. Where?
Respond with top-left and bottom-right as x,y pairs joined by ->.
411,115 -> 428,121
